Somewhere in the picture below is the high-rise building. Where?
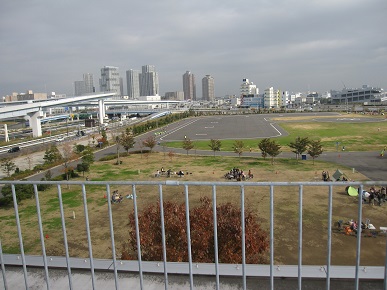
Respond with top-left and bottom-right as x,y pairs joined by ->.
100,66 -> 121,97
126,69 -> 140,99
183,71 -> 196,100
74,81 -> 86,96
74,73 -> 94,96
83,73 -> 94,94
139,65 -> 159,96
202,75 -> 215,101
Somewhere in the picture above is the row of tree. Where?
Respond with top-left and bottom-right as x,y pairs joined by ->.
181,136 -> 323,164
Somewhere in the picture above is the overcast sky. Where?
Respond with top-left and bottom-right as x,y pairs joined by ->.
1,0 -> 386,98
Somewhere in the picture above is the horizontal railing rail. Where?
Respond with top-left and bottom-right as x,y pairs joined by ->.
0,180 -> 386,290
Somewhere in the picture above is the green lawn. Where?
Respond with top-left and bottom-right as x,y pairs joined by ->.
166,120 -> 386,152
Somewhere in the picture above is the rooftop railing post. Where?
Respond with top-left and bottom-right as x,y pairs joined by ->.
11,184 -> 28,289
270,185 -> 274,290
240,185 -> 247,290
326,185 -> 333,290
81,184 -> 96,289
355,184 -> 364,290
158,184 -> 169,290
33,184 -> 50,290
106,184 -> 119,290
212,185 -> 220,290
184,185 -> 194,290
57,184 -> 73,290
132,184 -> 144,289
0,240 -> 8,290
298,185 -> 303,290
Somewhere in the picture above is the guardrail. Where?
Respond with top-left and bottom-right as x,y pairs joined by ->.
0,180 -> 386,290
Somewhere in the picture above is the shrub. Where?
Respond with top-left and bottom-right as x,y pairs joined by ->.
122,197 -> 269,264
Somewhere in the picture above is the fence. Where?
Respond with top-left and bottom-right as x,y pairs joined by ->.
0,180 -> 386,290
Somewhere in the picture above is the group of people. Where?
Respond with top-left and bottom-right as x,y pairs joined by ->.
155,167 -> 186,178
361,186 -> 387,206
224,168 -> 253,181
111,190 -> 123,203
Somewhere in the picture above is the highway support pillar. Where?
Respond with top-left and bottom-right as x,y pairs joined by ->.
4,124 -> 9,142
98,99 -> 105,125
28,110 -> 44,137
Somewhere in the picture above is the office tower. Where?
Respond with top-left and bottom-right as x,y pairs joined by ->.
202,75 -> 215,101
74,73 -> 94,96
183,71 -> 196,100
74,81 -> 86,96
139,65 -> 159,96
100,66 -> 121,97
126,69 -> 140,99
83,73 -> 94,94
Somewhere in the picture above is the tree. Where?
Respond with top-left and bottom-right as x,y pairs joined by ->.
142,135 -> 156,152
258,138 -> 271,159
73,144 -> 86,154
122,197 -> 269,264
266,139 -> 282,165
43,145 -> 62,164
182,138 -> 194,155
208,139 -> 221,156
307,139 -> 323,165
115,135 -> 121,165
1,158 -> 16,177
81,146 -> 95,165
119,129 -> 136,153
76,162 -> 90,176
289,137 -> 310,161
61,143 -> 77,182
233,140 -> 244,158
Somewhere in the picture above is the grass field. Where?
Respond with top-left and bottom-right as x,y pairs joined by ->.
1,151 -> 386,266
165,114 -> 386,152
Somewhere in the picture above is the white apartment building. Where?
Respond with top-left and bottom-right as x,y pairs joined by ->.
264,87 -> 278,108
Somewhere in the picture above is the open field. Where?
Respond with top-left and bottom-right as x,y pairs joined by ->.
165,114 -> 386,152
1,152 -> 386,266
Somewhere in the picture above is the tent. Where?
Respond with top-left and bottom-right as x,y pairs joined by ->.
333,169 -> 344,181
346,186 -> 358,197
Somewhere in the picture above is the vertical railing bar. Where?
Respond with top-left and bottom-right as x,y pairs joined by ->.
212,185 -> 220,290
132,184 -> 144,289
384,233 -> 387,290
269,185 -> 274,290
158,184 -> 169,290
57,184 -> 73,290
11,184 -> 28,289
355,184 -> 363,290
184,184 -> 194,290
0,240 -> 8,290
33,184 -> 50,290
240,185 -> 246,290
326,185 -> 333,290
81,184 -> 96,289
106,184 -> 119,290
298,185 -> 303,290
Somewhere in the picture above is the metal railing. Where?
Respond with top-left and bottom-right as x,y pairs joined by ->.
0,180 -> 386,290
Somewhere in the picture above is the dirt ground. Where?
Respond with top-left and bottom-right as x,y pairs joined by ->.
1,152 -> 386,266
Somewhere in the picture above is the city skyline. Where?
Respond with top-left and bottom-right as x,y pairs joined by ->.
0,1 -> 386,98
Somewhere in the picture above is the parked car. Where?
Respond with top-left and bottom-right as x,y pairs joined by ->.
56,137 -> 65,142
8,146 -> 20,153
